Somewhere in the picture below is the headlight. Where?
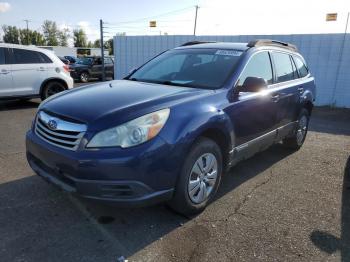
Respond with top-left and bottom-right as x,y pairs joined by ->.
87,108 -> 170,148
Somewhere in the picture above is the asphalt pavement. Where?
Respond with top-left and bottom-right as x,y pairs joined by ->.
0,86 -> 349,261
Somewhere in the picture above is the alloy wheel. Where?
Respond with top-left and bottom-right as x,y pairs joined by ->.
45,85 -> 65,98
297,115 -> 308,145
188,153 -> 218,204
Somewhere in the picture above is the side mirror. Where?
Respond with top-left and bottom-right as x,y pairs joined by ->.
235,77 -> 268,94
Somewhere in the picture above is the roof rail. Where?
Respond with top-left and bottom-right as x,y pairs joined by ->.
247,39 -> 298,52
181,41 -> 216,46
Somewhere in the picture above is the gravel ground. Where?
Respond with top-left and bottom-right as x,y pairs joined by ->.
0,92 -> 349,261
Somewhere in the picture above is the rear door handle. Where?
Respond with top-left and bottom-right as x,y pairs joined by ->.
38,67 -> 46,71
298,87 -> 304,94
271,94 -> 280,102
0,69 -> 10,74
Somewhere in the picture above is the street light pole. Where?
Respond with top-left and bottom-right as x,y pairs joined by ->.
193,5 -> 199,36
331,12 -> 349,106
24,19 -> 30,45
100,19 -> 106,82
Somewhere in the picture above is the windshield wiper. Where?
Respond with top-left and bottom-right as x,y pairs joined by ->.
158,80 -> 195,88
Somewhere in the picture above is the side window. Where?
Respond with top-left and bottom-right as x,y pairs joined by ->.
0,48 -> 5,65
272,52 -> 295,83
94,58 -> 102,65
104,58 -> 113,64
293,56 -> 308,78
12,48 -> 43,64
238,52 -> 273,85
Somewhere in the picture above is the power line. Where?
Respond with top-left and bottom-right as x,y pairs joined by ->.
104,6 -> 194,25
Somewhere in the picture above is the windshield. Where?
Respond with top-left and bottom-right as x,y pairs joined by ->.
76,57 -> 93,65
128,48 -> 243,89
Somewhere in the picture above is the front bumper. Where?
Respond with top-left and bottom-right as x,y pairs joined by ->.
26,130 -> 178,207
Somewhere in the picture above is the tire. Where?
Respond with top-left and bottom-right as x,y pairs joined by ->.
80,72 -> 90,83
41,81 -> 66,101
282,108 -> 310,150
169,137 -> 223,216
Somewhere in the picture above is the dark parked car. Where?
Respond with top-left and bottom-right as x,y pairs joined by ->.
26,40 -> 315,215
58,56 -> 70,65
69,56 -> 114,82
64,56 -> 77,64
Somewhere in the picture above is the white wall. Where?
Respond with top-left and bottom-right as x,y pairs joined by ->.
114,34 -> 350,108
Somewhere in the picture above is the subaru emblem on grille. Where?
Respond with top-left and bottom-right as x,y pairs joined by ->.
47,119 -> 58,130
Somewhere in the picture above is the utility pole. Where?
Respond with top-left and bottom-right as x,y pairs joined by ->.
23,19 -> 30,45
100,19 -> 106,81
332,12 -> 349,106
193,5 -> 199,35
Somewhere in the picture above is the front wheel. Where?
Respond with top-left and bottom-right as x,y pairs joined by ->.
282,108 -> 310,150
169,138 -> 223,216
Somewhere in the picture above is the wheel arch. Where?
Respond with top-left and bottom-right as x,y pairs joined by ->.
197,128 -> 232,171
40,78 -> 68,96
303,100 -> 314,115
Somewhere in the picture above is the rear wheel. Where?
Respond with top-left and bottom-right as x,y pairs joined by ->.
80,72 -> 90,83
282,108 -> 310,149
41,81 -> 66,101
169,138 -> 222,216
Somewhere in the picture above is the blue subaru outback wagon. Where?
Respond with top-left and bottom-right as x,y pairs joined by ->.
26,40 -> 316,215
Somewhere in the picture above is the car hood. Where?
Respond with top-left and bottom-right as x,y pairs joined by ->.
40,80 -> 211,130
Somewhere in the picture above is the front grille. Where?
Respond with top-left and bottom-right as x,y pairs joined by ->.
35,111 -> 87,151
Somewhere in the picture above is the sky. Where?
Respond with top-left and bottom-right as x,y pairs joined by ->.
0,0 -> 349,44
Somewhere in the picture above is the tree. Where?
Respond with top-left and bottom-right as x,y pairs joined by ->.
31,30 -> 46,45
2,25 -> 20,44
87,41 -> 93,48
73,29 -> 87,47
105,38 -> 114,55
42,20 -> 59,46
58,28 -> 70,47
93,39 -> 100,48
18,29 -> 45,45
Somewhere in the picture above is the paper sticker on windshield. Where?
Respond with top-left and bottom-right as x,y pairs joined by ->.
215,50 -> 242,56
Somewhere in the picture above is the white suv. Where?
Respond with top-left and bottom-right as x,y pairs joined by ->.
0,43 -> 74,101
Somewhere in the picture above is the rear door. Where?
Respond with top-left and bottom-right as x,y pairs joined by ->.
10,48 -> 48,96
269,52 -> 300,131
91,58 -> 102,78
0,47 -> 13,97
104,57 -> 114,77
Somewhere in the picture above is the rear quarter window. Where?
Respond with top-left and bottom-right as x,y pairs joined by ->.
38,52 -> 53,63
293,56 -> 309,78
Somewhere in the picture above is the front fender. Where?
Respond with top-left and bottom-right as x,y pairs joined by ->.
159,106 -> 235,174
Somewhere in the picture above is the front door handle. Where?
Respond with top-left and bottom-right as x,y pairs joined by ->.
0,69 -> 10,74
